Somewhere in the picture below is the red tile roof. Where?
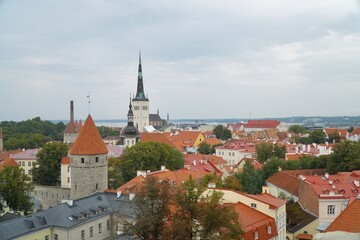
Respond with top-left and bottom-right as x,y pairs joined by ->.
266,169 -> 326,196
203,138 -> 222,146
0,157 -> 19,170
296,233 -> 313,239
216,139 -> 257,152
242,192 -> 287,209
0,150 -> 22,162
286,153 -> 311,161
167,131 -> 204,148
325,197 -> 360,233
140,132 -> 177,149
184,154 -> 227,166
324,128 -> 348,139
61,156 -> 70,165
303,171 -> 360,199
114,166 -> 222,193
64,120 -> 78,133
246,120 -> 280,128
226,202 -> 278,240
70,115 -> 108,155
350,127 -> 360,136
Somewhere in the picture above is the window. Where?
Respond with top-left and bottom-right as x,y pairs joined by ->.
267,225 -> 271,234
45,236 -> 49,240
134,106 -> 139,110
81,158 -> 85,164
142,106 -> 147,110
327,205 -> 335,215
229,152 -> 231,156
54,234 -> 58,240
22,161 -> 25,166
67,166 -> 70,172
95,157 -> 99,163
28,170 -> 32,175
67,177 -> 70,183
96,182 -> 98,190
107,220 -> 110,230
32,162 -> 35,166
251,203 -> 257,208
81,230 -> 85,240
98,223 -> 102,233
90,226 -> 93,237
28,162 -> 31,166
254,231 -> 259,240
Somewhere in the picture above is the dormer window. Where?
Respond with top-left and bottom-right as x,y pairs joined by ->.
267,225 -> 271,234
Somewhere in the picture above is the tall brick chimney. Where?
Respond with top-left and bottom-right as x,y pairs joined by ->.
70,100 -> 74,123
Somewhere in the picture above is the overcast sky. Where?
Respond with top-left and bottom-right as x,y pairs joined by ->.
1,0 -> 360,121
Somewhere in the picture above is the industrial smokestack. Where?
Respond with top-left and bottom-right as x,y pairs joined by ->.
70,100 -> 74,123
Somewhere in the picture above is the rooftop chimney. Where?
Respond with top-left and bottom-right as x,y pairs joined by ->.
70,100 -> 74,123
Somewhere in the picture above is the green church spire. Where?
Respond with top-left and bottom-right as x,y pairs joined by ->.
134,51 -> 148,101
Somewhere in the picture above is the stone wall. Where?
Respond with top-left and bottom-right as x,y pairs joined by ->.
33,185 -> 70,210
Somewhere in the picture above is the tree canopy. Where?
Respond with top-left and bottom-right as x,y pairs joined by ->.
0,166 -> 34,214
326,140 -> 360,174
0,117 -> 66,150
213,125 -> 232,140
124,176 -> 172,239
288,125 -> 306,134
256,143 -> 286,163
32,142 -> 68,186
119,142 -> 184,182
108,157 -> 124,189
97,126 -> 119,138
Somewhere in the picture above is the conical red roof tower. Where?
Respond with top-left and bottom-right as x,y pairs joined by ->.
70,115 -> 108,155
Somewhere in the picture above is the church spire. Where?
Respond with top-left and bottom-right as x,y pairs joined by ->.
127,97 -> 134,126
134,51 -> 148,101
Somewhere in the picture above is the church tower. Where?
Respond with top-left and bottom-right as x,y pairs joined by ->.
132,52 -> 149,132
120,98 -> 140,147
69,115 -> 108,200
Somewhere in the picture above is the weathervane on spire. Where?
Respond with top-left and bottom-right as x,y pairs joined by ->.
87,91 -> 91,115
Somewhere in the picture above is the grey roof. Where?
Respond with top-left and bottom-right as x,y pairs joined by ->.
286,202 -> 318,233
0,192 -> 136,240
149,114 -> 162,122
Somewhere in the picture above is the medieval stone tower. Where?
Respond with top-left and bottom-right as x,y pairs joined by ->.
69,114 -> 108,200
132,52 -> 149,132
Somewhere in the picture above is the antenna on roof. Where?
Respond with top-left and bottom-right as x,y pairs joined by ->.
87,91 -> 91,115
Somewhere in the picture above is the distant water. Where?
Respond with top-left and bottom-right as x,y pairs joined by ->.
93,119 -> 245,127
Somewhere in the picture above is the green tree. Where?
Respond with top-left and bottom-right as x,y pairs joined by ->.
273,145 -> 286,159
212,125 -> 231,140
32,142 -> 68,186
108,157 -> 124,189
97,126 -> 119,138
256,142 -> 274,163
172,177 -> 242,240
298,137 -> 312,144
237,160 -> 263,194
119,142 -> 184,182
327,141 -> 360,174
0,117 -> 66,150
199,173 -> 223,188
309,129 -> 326,144
223,175 -> 242,191
124,176 -> 171,240
328,132 -> 341,143
288,125 -> 306,134
261,157 -> 285,180
0,166 -> 34,214
197,142 -> 212,155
